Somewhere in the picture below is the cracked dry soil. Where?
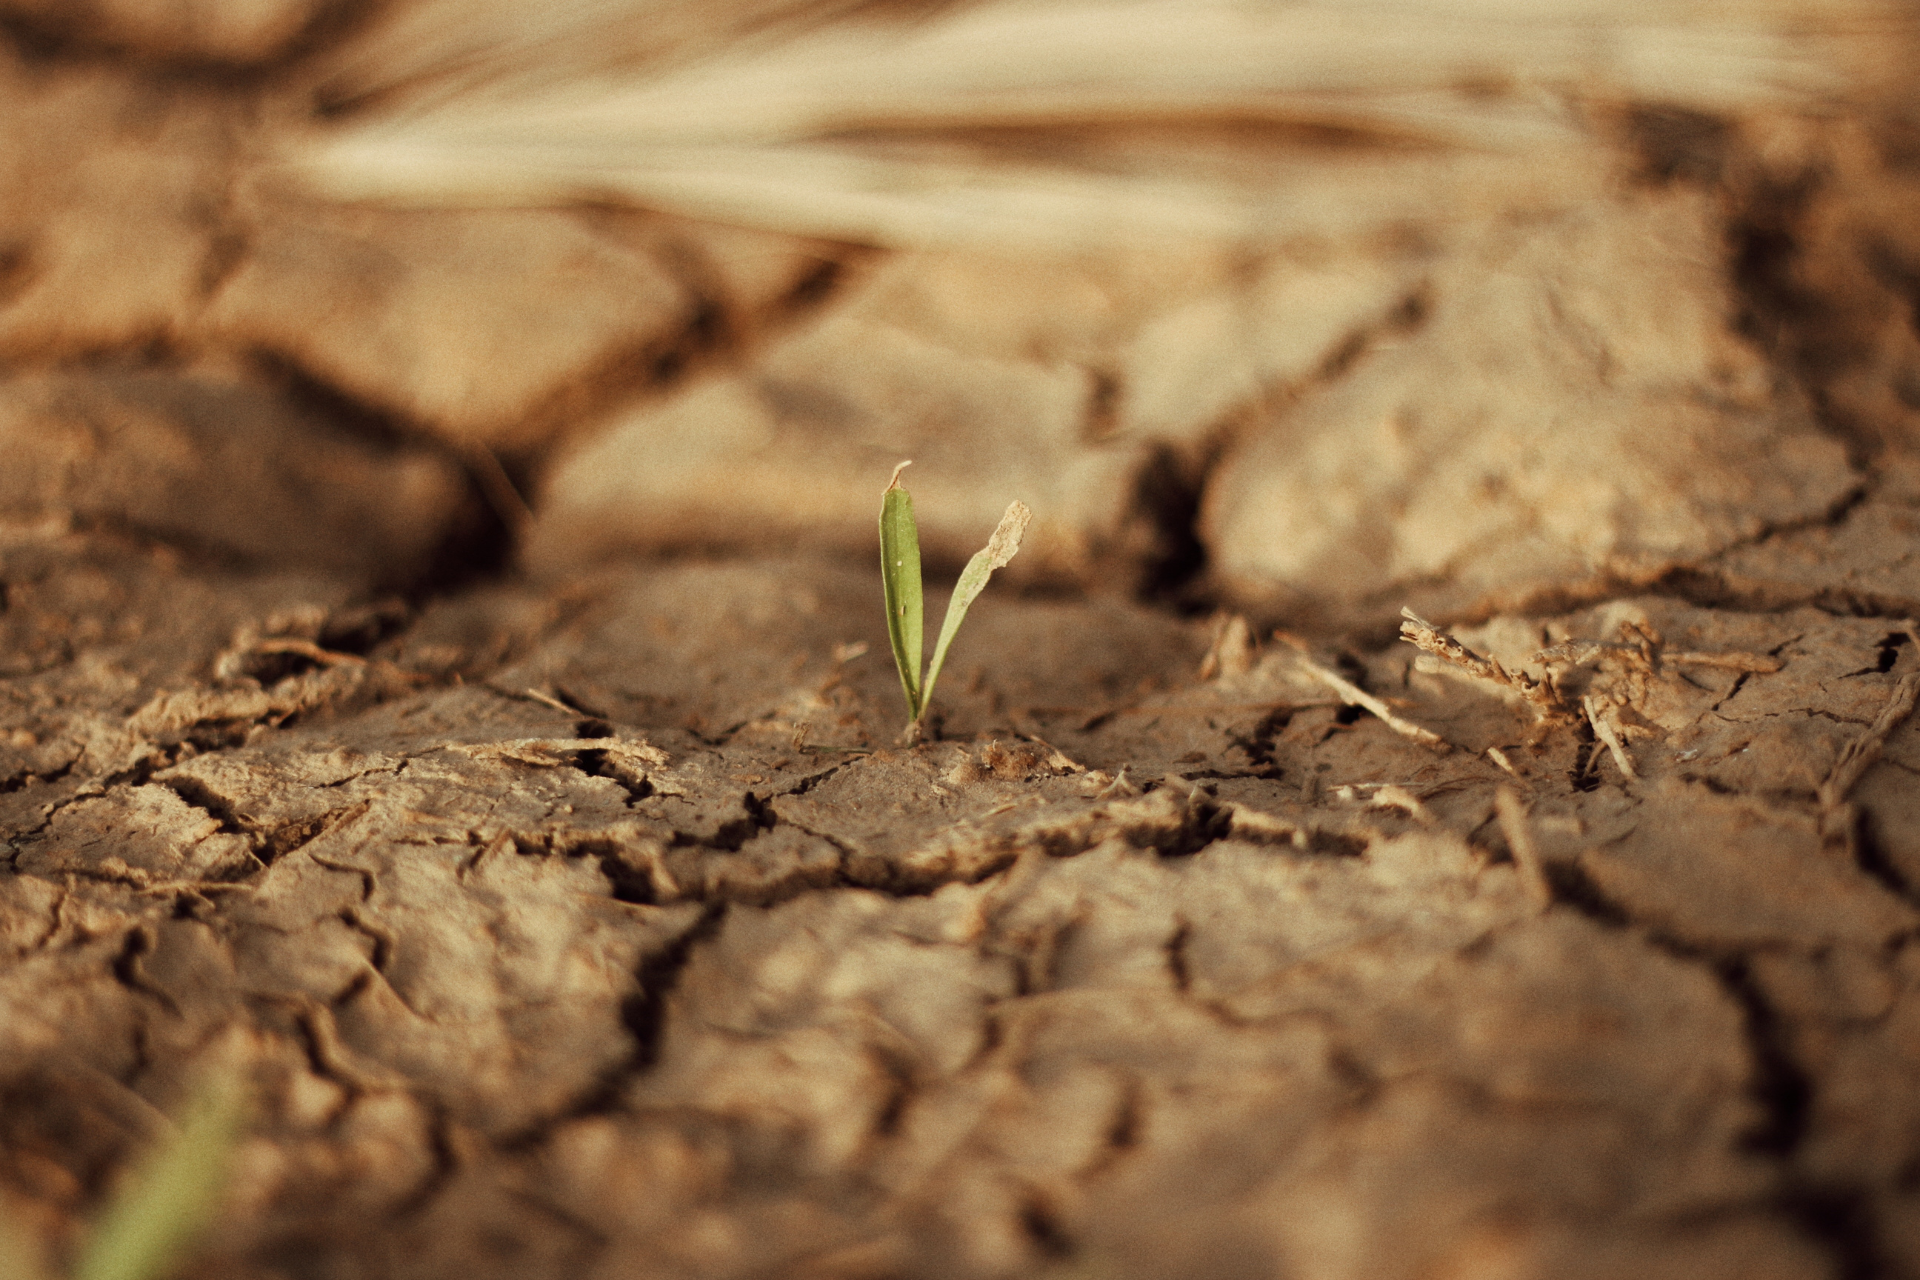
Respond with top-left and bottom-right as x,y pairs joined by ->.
5,543 -> 1920,1280
6,9 -> 1920,1280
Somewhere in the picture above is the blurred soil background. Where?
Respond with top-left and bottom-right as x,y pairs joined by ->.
5,2 -> 1920,1277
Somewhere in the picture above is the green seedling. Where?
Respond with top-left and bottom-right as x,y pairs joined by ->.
76,1066 -> 243,1280
879,461 -> 1031,736
0,1065 -> 246,1280
77,1065 -> 243,1280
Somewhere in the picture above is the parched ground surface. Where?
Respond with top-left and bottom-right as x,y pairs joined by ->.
5,6 -> 1920,1280
4,527 -> 1920,1280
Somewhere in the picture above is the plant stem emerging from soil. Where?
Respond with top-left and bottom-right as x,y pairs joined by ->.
880,462 -> 1031,739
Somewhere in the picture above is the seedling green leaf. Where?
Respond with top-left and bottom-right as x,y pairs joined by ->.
75,1067 -> 245,1280
925,499 -> 1032,709
879,461 -> 925,719
878,463 -> 1030,733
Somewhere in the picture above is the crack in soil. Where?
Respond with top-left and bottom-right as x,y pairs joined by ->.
623,902 -> 728,1075
0,754 -> 77,795
390,1102 -> 463,1219
1851,809 -> 1920,908
310,851 -> 376,901
158,771 -> 259,847
107,925 -> 182,1018
1,337 -> 1916,1273
337,905 -> 396,973
1709,954 -> 1815,1159
1525,842 -> 1886,1277
1162,918 -> 1193,993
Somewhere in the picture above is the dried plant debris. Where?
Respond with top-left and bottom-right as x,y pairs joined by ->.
1819,668 -> 1920,810
1289,651 -> 1450,753
1399,608 -> 1570,723
285,0 -> 1905,246
1197,613 -> 1256,682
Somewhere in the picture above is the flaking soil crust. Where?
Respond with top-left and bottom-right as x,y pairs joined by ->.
5,14 -> 1920,1279
4,534 -> 1920,1280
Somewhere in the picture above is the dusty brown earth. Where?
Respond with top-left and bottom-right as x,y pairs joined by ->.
5,5 -> 1920,1279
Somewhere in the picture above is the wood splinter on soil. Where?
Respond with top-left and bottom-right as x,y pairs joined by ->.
1493,787 -> 1554,912
1294,649 -> 1450,752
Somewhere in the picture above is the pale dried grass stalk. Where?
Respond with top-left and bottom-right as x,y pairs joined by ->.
1818,671 -> 1920,810
1296,656 -> 1449,751
1532,637 -> 1782,674
1582,694 -> 1639,781
1493,787 -> 1552,911
1368,782 -> 1434,823
279,0 -> 1910,248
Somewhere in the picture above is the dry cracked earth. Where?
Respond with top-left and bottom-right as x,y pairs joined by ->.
5,4 -> 1920,1280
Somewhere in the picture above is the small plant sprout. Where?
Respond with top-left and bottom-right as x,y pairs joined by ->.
879,461 -> 1031,737
0,1061 -> 246,1280
75,1064 -> 246,1280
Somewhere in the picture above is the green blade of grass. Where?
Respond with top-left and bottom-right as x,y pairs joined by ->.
879,461 -> 924,721
923,499 -> 1031,714
76,1069 -> 245,1280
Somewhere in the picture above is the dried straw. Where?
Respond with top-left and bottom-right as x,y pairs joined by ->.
275,0 -> 1911,248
